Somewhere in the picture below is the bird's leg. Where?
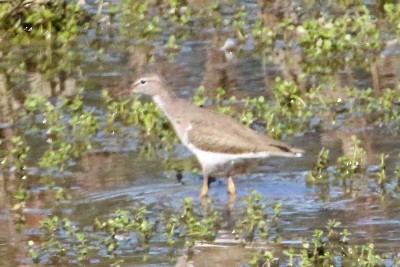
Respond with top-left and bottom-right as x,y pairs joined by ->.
227,176 -> 236,196
200,174 -> 209,198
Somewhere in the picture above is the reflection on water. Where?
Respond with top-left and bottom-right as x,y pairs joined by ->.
1,1 -> 400,266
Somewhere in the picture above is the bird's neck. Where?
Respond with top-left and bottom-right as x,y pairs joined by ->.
152,90 -> 177,117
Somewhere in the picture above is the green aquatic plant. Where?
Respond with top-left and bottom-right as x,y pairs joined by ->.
103,91 -> 168,135
346,87 -> 400,128
163,213 -> 180,246
29,215 -> 93,264
347,243 -> 383,267
131,99 -> 164,134
377,153 -> 388,192
252,19 -> 275,54
0,0 -> 89,43
273,78 -> 305,109
162,198 -> 221,250
232,8 -> 248,40
298,6 -> 381,75
119,0 -> 194,43
307,148 -> 330,185
248,1 -> 384,87
335,135 -> 365,181
5,93 -> 98,201
249,249 -> 278,267
283,248 -> 296,267
384,3 -> 400,36
246,219 -> 393,266
8,135 -> 30,176
263,78 -> 313,139
178,198 -> 221,248
167,0 -> 192,25
193,85 -> 207,107
0,1 -> 141,94
2,136 -> 31,222
22,93 -> 98,174
294,220 -> 352,266
120,0 -> 161,39
193,86 -> 236,116
303,220 -> 343,264
0,0 -> 94,84
95,207 -> 155,256
29,208 -> 157,264
39,141 -> 72,172
235,191 -> 282,242
241,95 -> 268,126
165,34 -> 180,52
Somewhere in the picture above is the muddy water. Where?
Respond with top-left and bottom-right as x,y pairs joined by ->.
1,1 -> 400,267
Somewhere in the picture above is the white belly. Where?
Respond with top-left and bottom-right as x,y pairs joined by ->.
188,143 -> 271,176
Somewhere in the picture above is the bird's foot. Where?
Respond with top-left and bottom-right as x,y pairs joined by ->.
199,191 -> 208,198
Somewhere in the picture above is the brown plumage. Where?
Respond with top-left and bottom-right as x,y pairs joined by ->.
132,73 -> 303,197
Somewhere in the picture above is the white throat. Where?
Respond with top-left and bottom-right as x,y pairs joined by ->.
153,95 -> 169,117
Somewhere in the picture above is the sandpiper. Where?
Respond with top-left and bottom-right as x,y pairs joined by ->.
132,74 -> 303,197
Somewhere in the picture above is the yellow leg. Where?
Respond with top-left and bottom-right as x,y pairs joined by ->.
228,193 -> 236,210
200,175 -> 209,198
227,176 -> 236,196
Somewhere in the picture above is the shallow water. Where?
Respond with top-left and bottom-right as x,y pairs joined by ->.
2,131 -> 400,266
1,0 -> 400,266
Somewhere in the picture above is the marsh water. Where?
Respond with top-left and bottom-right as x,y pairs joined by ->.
1,0 -> 400,266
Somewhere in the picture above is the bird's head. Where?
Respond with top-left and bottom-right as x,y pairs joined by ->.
131,74 -> 165,97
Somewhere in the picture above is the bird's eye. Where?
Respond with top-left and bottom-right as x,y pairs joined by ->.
140,79 -> 146,84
